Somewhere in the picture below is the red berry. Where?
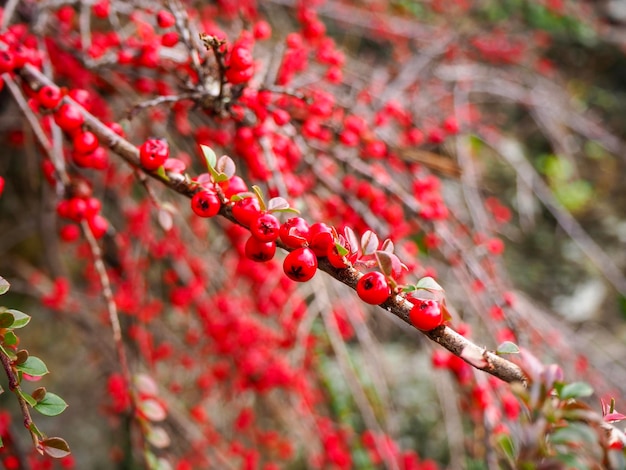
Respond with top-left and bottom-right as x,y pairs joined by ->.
191,190 -> 221,218
139,138 -> 169,170
245,236 -> 276,262
73,130 -> 99,154
156,10 -> 176,28
37,85 -> 62,109
65,197 -> 88,222
283,247 -> 317,282
106,121 -> 125,137
309,222 -> 333,257
92,0 -> 109,18
253,21 -> 272,40
219,175 -> 248,200
229,46 -> 254,71
279,217 -> 310,249
356,271 -> 391,305
54,103 -> 84,132
0,176 -> 4,197
250,212 -> 280,242
0,50 -> 16,73
68,89 -> 92,111
409,298 -> 443,331
87,214 -> 108,239
326,238 -> 357,269
161,32 -> 179,47
59,224 -> 80,242
231,197 -> 261,227
225,66 -> 254,85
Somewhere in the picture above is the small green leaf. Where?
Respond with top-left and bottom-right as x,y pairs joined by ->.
34,392 -> 68,416
559,382 -> 593,400
40,437 -> 71,459
0,277 -> 9,295
18,390 -> 37,407
155,166 -> 169,181
270,207 -> 300,214
0,435 -> 3,447
550,422 -> 597,446
496,341 -> 520,355
16,356 -> 49,377
6,310 -> 31,329
267,197 -> 290,212
415,276 -> 444,292
333,243 -> 349,257
497,433 -> 516,461
230,191 -> 255,202
213,172 -> 229,183
402,285 -> 417,293
251,185 -> 266,212
29,422 -> 44,439
200,144 -> 217,169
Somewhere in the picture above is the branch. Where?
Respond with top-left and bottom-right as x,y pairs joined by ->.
16,62 -> 527,385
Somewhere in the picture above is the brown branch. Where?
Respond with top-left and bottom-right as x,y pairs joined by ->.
17,62 -> 527,385
0,347 -> 38,449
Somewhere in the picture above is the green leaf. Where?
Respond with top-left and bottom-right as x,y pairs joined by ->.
230,191 -> 255,202
333,242 -> 349,257
34,392 -> 68,416
415,276 -> 444,292
18,390 -> 37,407
559,382 -> 593,400
200,144 -> 217,170
5,309 -> 31,329
496,341 -> 520,355
16,356 -> 49,377
251,185 -> 266,212
40,437 -> 71,459
267,197 -> 290,212
213,172 -> 229,183
550,422 -> 597,446
0,276 -> 9,295
497,434 -> 515,462
155,165 -> 170,181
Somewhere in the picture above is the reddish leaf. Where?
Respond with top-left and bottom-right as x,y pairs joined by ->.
40,437 -> 71,459
381,238 -> 394,253
216,155 -> 236,178
604,412 -> 626,423
360,230 -> 379,256
344,227 -> 359,254
460,347 -> 488,369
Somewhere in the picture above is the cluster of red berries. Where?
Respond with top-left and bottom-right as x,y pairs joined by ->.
188,179 -> 445,330
225,33 -> 255,85
57,195 -> 108,240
